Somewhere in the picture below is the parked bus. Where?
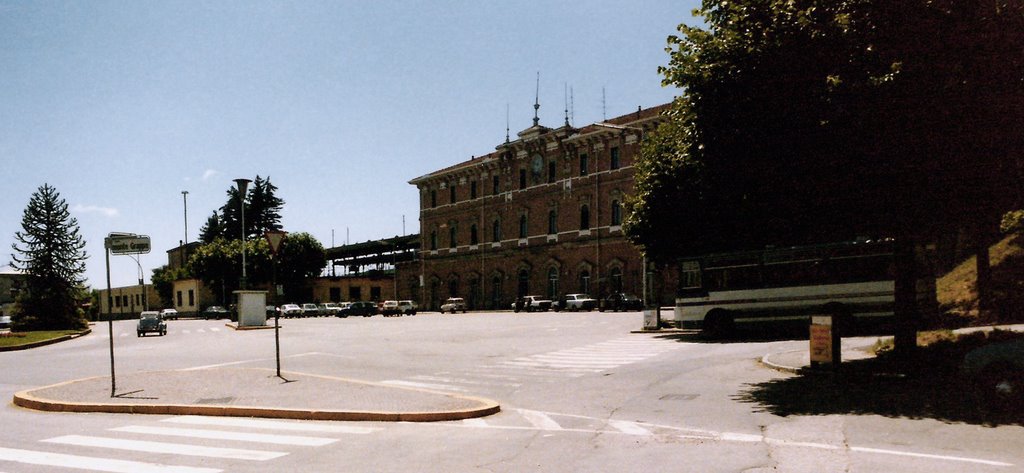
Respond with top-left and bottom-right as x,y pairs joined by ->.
674,239 -> 934,337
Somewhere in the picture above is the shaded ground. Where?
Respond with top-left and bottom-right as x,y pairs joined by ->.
736,330 -> 1024,427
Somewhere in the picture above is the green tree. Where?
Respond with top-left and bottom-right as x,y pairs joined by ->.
274,232 -> 326,300
628,1 -> 1024,359
9,184 -> 89,330
151,265 -> 189,308
198,211 -> 224,244
248,176 -> 284,238
213,175 -> 285,242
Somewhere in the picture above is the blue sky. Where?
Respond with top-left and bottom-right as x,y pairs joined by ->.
1,1 -> 700,289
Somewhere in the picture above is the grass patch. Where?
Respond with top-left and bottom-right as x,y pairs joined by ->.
0,330 -> 82,348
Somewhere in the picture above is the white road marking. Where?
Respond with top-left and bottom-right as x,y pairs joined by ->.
411,375 -> 521,387
209,327 -> 221,332
0,446 -> 220,473
42,435 -> 286,461
163,416 -> 380,434
608,420 -> 652,436
850,446 -> 1013,467
518,410 -> 563,431
380,380 -> 468,392
111,426 -> 338,446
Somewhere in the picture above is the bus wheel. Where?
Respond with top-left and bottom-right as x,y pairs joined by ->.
703,311 -> 734,339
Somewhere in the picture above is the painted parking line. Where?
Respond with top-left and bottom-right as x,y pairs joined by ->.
0,446 -> 220,473
110,426 -> 338,447
43,435 -> 286,461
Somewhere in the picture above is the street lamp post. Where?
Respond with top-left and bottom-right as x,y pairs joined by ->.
234,178 -> 252,290
181,191 -> 189,263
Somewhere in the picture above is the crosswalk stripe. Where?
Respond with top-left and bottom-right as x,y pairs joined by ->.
609,421 -> 653,436
380,380 -> 468,392
519,410 -> 563,431
111,426 -> 338,447
163,416 -> 380,434
43,435 -> 286,461
210,328 -> 221,332
0,446 -> 220,473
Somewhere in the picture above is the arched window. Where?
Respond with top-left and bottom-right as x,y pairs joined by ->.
491,275 -> 502,309
548,161 -> 556,183
547,267 -> 559,299
517,269 -> 529,297
448,278 -> 458,298
579,270 -> 590,294
519,215 -> 528,238
430,231 -> 437,250
492,219 -> 501,242
449,184 -> 457,204
611,200 -> 622,226
548,210 -> 557,234
449,226 -> 457,248
610,267 -> 623,293
580,205 -> 591,230
430,190 -> 437,208
470,224 -> 478,245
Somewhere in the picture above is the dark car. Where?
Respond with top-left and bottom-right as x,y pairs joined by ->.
137,311 -> 167,337
338,301 -> 377,317
202,305 -> 230,320
601,293 -> 643,311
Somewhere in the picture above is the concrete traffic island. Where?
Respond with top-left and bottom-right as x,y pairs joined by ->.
13,367 -> 500,422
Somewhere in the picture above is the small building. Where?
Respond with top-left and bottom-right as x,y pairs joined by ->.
0,265 -> 27,316
96,284 -> 160,319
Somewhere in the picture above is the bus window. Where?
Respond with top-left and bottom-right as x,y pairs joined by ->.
681,261 -> 702,290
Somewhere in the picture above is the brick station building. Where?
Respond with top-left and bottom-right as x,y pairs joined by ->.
408,103 -> 670,311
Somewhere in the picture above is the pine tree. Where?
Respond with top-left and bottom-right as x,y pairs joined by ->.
10,184 -> 88,330
248,175 -> 284,238
198,211 -> 224,244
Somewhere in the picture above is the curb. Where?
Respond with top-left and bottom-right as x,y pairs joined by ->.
0,328 -> 92,352
12,369 -> 501,423
225,323 -> 276,331
759,350 -> 802,374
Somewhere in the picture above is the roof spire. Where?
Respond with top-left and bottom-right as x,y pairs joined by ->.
533,71 -> 540,127
505,103 -> 510,143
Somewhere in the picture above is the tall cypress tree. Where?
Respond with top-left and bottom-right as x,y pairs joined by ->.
10,184 -> 88,330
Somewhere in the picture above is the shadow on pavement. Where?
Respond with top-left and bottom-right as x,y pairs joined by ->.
735,338 -> 1024,427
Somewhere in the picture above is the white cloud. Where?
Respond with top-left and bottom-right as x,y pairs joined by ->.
72,204 -> 119,218
202,169 -> 219,181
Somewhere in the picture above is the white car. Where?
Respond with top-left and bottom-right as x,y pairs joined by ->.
381,300 -> 401,317
280,304 -> 303,318
555,294 -> 598,311
160,308 -> 179,320
440,297 -> 467,314
398,300 -> 418,315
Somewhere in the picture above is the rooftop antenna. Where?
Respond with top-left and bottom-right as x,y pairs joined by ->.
505,103 -> 510,143
533,71 -> 540,127
602,87 -> 607,121
570,86 -> 575,127
564,83 -> 570,127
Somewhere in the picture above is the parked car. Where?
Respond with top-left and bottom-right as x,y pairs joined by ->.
554,293 -> 598,312
266,305 -> 279,318
381,300 -> 401,317
301,303 -> 320,317
201,305 -> 229,320
280,304 -> 303,318
339,301 -> 377,317
512,295 -> 552,313
160,308 -> 179,320
601,293 -> 643,311
440,297 -> 468,314
398,300 -> 418,316
0,315 -> 11,330
137,311 -> 166,337
321,302 -> 341,316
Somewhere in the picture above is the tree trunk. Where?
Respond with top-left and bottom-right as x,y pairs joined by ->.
975,239 -> 991,313
893,237 -> 920,371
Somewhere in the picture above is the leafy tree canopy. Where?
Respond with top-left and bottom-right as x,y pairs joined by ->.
628,0 -> 1024,263
10,184 -> 88,330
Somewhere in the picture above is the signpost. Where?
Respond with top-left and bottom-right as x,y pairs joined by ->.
265,230 -> 287,379
104,233 -> 151,397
